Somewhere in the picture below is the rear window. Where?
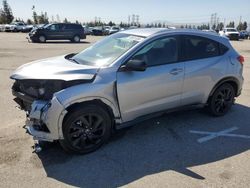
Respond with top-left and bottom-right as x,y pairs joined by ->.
183,35 -> 220,61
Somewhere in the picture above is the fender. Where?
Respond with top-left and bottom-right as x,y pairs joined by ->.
57,96 -> 122,139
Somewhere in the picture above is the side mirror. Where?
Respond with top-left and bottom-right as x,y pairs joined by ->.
120,59 -> 147,72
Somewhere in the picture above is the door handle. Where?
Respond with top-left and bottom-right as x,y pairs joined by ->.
170,68 -> 183,75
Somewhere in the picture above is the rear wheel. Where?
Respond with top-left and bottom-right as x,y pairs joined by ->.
207,83 -> 235,116
72,35 -> 80,43
60,104 -> 112,154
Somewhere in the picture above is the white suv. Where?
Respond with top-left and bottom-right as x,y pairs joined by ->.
219,28 -> 240,40
4,22 -> 26,32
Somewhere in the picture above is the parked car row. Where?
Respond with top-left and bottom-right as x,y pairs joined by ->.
3,22 -> 34,32
83,25 -> 124,36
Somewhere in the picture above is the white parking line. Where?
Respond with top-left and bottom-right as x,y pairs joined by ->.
190,127 -> 250,143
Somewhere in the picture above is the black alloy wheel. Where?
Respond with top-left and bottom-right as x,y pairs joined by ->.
60,104 -> 112,154
208,83 -> 235,116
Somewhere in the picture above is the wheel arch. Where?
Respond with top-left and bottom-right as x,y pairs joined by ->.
207,77 -> 240,103
58,97 -> 121,138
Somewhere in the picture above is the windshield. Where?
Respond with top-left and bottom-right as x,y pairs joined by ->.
73,33 -> 144,66
227,29 -> 237,32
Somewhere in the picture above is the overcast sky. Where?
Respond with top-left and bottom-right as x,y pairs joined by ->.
6,0 -> 250,24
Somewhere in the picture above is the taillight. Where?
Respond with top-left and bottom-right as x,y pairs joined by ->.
237,55 -> 244,65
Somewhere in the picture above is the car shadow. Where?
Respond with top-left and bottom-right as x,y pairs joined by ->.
36,104 -> 250,188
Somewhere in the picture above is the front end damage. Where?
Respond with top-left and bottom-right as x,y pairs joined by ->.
11,79 -> 69,143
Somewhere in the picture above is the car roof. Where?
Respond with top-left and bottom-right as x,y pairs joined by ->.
120,28 -> 220,38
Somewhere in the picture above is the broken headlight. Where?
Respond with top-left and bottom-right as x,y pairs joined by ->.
12,79 -> 92,100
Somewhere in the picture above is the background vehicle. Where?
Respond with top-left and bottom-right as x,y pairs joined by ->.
22,25 -> 34,33
108,26 -> 120,35
11,29 -> 244,154
219,28 -> 240,40
4,22 -> 26,32
28,23 -> 86,43
82,25 -> 92,35
239,30 -> 249,39
91,27 -> 105,36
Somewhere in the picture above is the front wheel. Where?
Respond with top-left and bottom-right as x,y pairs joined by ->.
38,35 -> 46,43
60,104 -> 112,154
207,83 -> 235,116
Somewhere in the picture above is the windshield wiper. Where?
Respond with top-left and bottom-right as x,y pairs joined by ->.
68,58 -> 80,64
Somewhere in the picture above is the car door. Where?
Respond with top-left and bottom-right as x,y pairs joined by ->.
116,35 -> 184,122
180,35 -> 224,105
46,24 -> 62,39
61,24 -> 73,39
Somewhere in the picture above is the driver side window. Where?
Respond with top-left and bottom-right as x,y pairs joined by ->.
131,36 -> 178,66
48,24 -> 60,31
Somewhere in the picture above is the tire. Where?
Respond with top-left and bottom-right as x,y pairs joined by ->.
207,83 -> 235,116
38,35 -> 46,43
72,35 -> 80,43
59,104 -> 112,154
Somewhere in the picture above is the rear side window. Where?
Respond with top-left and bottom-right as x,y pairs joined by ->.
63,24 -> 82,30
219,43 -> 229,55
183,35 -> 220,61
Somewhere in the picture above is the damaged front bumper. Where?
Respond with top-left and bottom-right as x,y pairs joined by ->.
23,98 -> 66,142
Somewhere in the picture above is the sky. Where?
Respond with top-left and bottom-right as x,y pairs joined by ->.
5,0 -> 250,25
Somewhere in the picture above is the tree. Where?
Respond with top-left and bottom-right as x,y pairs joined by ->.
158,23 -> 162,28
237,21 -> 248,31
226,21 -> 235,28
33,10 -> 38,24
26,18 -> 32,25
108,21 -> 115,26
217,22 -> 224,30
0,8 -> 4,24
63,18 -> 69,23
0,0 -> 14,24
243,21 -> 248,30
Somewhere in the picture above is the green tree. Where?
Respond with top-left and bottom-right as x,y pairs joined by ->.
227,21 -> 235,28
158,23 -> 162,28
33,11 -> 38,24
1,0 -> 14,23
217,22 -> 224,30
26,18 -> 32,25
108,21 -> 115,26
0,8 -> 4,24
243,21 -> 248,30
63,18 -> 69,23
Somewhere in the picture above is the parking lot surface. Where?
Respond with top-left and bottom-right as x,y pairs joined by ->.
0,32 -> 250,188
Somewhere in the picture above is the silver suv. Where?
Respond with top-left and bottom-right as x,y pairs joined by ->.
11,29 -> 244,154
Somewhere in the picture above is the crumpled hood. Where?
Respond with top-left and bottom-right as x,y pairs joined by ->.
11,55 -> 99,81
